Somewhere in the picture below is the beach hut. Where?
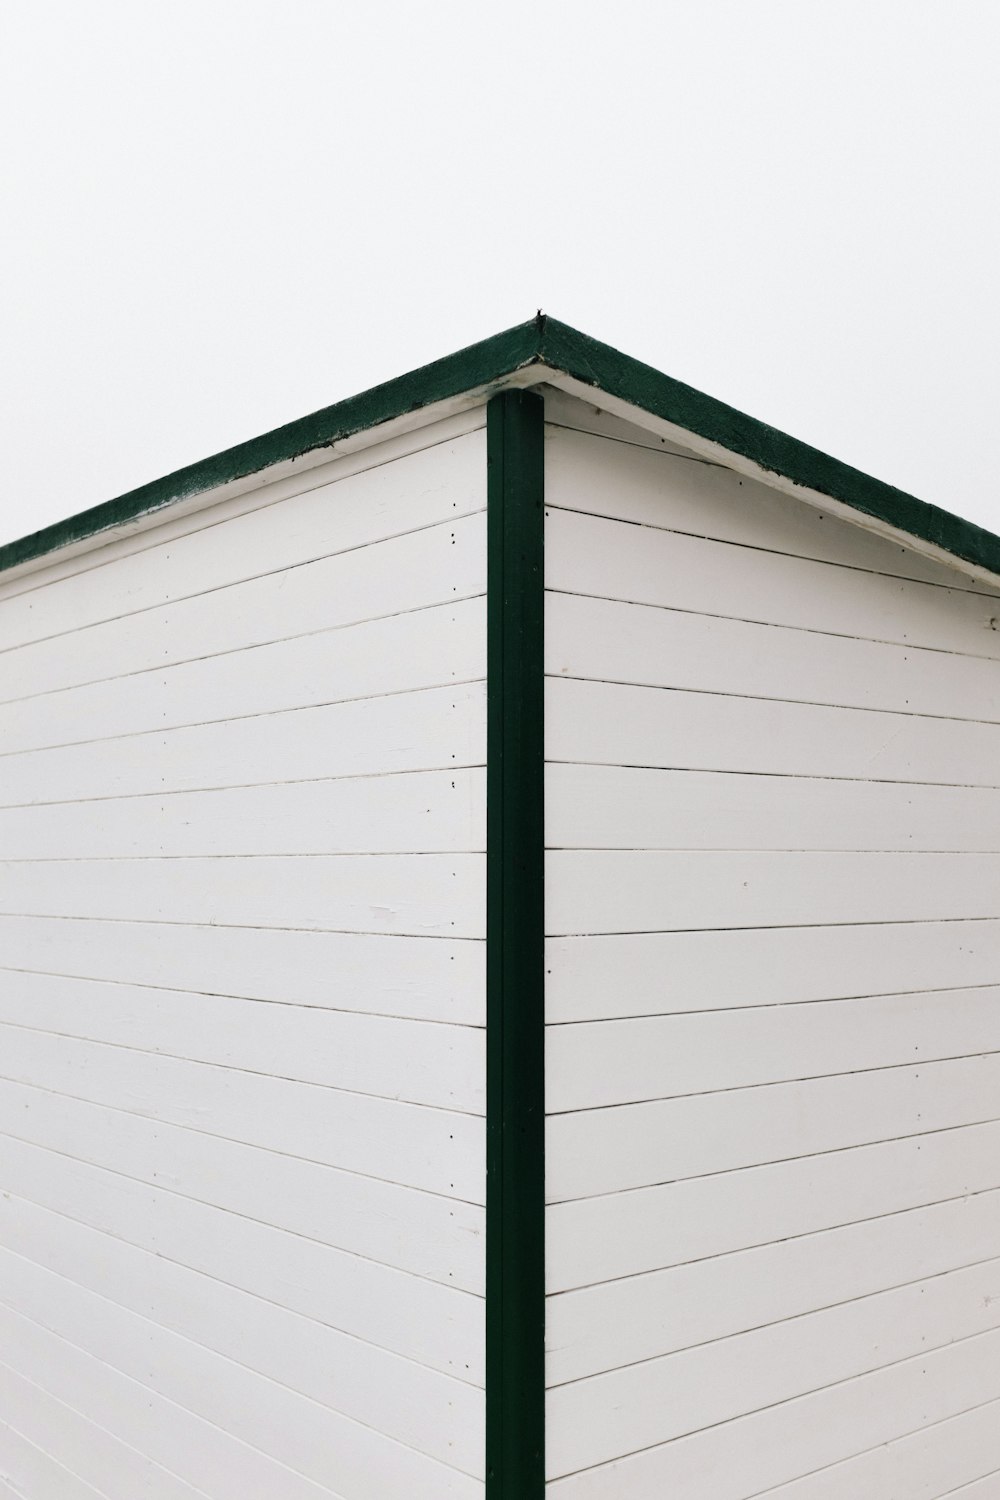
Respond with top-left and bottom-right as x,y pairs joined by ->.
1,316 -> 999,1499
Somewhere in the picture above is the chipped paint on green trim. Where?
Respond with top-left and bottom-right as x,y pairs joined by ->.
0,321 -> 542,574
535,319 -> 1000,581
5,314 -> 1000,582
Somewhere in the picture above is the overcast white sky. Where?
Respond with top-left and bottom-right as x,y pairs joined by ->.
2,0 -> 998,546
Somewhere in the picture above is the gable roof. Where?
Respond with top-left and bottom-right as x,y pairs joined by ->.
3,314 -> 999,583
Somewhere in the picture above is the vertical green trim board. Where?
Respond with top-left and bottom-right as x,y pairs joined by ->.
486,388 -> 546,1496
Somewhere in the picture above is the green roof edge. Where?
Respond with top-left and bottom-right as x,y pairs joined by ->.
536,318 -> 1000,580
4,312 -> 999,580
0,318 -> 543,575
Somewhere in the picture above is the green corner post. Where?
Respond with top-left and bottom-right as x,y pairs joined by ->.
486,388 -> 546,1497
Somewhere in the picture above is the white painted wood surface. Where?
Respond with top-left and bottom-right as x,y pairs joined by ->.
547,1187 -> 1000,1383
548,763 -> 1000,851
4,1288 -> 480,1500
0,424 -> 486,652
547,918 -> 1000,1021
548,589 -> 1000,719
549,1052 -> 1000,1200
0,914 -> 485,1022
547,987 -> 1000,1111
0,1109 -> 481,1372
0,415 -> 487,1497
0,1097 -> 483,1301
0,1028 -> 483,1205
0,595 -> 485,755
0,767 -> 487,859
753,1396 -> 1000,1500
548,1257 -> 1000,1476
547,503 -> 1000,658
548,673 -> 1000,785
0,1190 -> 482,1455
543,405 -> 1000,1496
542,394 -> 1000,597
548,1327 -> 1000,1499
0,506 -> 486,703
549,1119 -> 1000,1291
0,970 -> 485,1110
0,680 -> 485,805
0,1367 -> 205,1500
0,852 -> 486,934
547,849 -> 1000,933
0,407 -> 486,601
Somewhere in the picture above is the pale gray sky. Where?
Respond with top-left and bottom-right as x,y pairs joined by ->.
2,0 -> 998,546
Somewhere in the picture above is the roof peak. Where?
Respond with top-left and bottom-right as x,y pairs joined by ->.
3,315 -> 998,584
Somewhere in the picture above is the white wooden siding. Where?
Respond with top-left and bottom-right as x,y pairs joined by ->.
0,915 -> 485,1022
0,412 -> 488,1497
543,408 -> 1000,1497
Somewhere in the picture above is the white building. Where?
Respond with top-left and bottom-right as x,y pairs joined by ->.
1,315 -> 999,1500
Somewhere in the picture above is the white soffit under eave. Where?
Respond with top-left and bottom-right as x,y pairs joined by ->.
0,377 -> 527,593
533,365 -> 1000,595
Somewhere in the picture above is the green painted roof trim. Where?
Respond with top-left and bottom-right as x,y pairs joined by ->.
4,313 -> 1000,579
0,319 -> 543,576
538,319 -> 1000,580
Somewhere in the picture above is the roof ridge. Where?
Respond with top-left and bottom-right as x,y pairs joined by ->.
3,316 -> 998,583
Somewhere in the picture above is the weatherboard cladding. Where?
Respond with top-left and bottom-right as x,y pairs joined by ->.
1,324 -> 999,1499
541,397 -> 1000,1495
0,410 -> 490,1498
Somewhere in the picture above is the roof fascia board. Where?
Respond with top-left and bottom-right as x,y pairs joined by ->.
536,364 -> 1000,591
0,323 -> 545,581
4,313 -> 999,590
535,319 -> 1000,589
0,404 -> 498,603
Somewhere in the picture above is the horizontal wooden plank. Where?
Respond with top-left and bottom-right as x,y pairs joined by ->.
547,1119 -> 1000,1291
547,763 -> 1000,852
0,1191 -> 483,1478
0,509 -> 486,703
0,595 -> 485,755
0,1421 -> 98,1500
942,1475 -> 1000,1499
546,850 -> 1000,935
0,916 -> 486,1025
547,987 -> 1000,1112
548,1053 -> 1000,1202
0,1252 -> 481,1500
0,768 -> 487,860
759,1396 -> 1000,1500
547,591 -> 1000,721
544,418 -> 998,596
0,1030 -> 483,1205
544,395 -> 698,457
0,426 -> 486,653
0,679 -> 486,806
546,920 -> 1000,1023
0,1300 -> 340,1500
547,1188 -> 1000,1385
548,676 -> 1000,789
547,1325 -> 1000,1500
0,1080 -> 485,1290
547,1256 -> 1000,1477
546,505 -> 1000,658
0,970 -> 484,1112
0,1123 -> 483,1372
0,1362 -> 203,1500
940,1472 -> 1000,1499
0,852 -> 486,937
